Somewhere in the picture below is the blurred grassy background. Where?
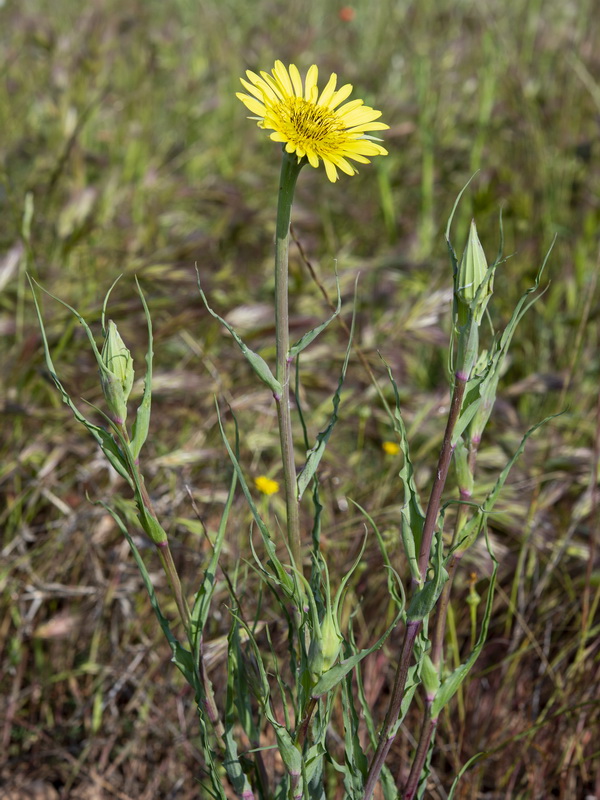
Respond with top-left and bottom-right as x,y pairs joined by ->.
1,0 -> 599,797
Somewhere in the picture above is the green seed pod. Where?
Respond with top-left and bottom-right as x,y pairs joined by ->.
100,320 -> 134,425
456,220 -> 493,327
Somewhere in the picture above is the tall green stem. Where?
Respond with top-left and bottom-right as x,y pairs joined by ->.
274,151 -> 304,568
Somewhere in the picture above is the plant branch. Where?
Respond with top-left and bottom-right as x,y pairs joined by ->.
363,374 -> 468,800
295,696 -> 318,750
417,375 -> 467,583
402,708 -> 438,800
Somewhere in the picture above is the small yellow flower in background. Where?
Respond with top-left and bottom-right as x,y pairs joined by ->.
255,475 -> 280,496
382,440 -> 400,455
237,60 -> 389,182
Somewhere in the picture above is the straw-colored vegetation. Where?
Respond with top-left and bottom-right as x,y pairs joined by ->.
1,0 -> 599,798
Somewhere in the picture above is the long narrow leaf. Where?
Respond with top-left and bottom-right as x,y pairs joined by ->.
381,361 -> 425,564
297,291 -> 356,500
406,529 -> 448,622
431,527 -> 498,717
311,609 -> 402,698
295,355 -> 325,612
191,458 -> 238,647
289,268 -> 341,358
215,401 -> 297,598
452,413 -> 560,558
230,611 -> 304,790
349,500 -> 406,613
197,274 -> 282,396
225,622 -> 257,800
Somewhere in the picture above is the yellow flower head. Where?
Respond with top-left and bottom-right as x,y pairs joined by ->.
382,440 -> 400,455
255,475 -> 280,496
237,60 -> 389,182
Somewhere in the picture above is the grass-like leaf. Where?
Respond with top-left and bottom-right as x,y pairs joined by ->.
311,608 -> 402,698
198,273 -> 282,396
450,413 -> 560,558
381,360 -> 425,573
431,527 -> 498,717
225,621 -> 257,800
297,287 -> 356,500
406,529 -> 449,622
288,267 -> 341,358
215,400 -> 298,599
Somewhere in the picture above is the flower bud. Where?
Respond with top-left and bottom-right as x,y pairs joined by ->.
138,506 -> 168,545
100,320 -> 134,425
421,653 -> 440,700
320,610 -> 343,672
456,220 -> 493,327
309,607 -> 343,680
453,437 -> 473,499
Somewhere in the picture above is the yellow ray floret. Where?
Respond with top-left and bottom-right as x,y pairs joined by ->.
237,60 -> 389,182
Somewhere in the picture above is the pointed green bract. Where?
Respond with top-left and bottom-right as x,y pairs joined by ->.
420,654 -> 441,699
129,277 -> 154,460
